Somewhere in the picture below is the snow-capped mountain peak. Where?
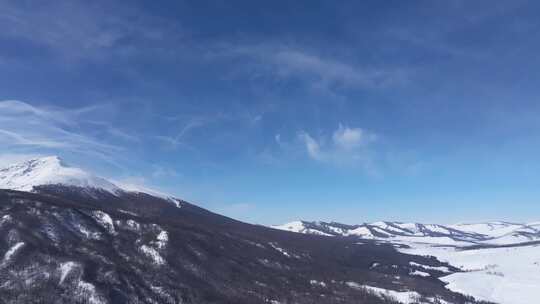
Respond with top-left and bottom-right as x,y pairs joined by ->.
0,156 -> 120,193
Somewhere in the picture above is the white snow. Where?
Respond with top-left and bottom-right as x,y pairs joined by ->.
409,262 -> 450,273
75,222 -> 100,240
1,242 -> 24,264
140,245 -> 165,265
171,199 -> 182,208
410,270 -> 430,277
309,280 -> 327,287
484,233 -> 534,245
0,156 -> 119,193
371,222 -> 410,234
155,230 -> 168,249
371,227 -> 392,236
269,242 -> 291,257
272,221 -> 305,233
272,221 -> 332,236
59,261 -> 77,284
401,243 -> 540,304
0,156 -> 183,208
449,222 -> 523,238
125,219 -> 140,230
92,210 -> 115,234
276,219 -> 540,303
275,220 -> 540,246
76,280 -> 105,304
346,282 -> 422,304
347,226 -> 375,238
0,214 -> 11,226
115,182 -> 182,208
393,222 -> 422,233
387,236 -> 471,246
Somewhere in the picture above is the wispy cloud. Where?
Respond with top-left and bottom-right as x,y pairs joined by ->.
0,153 -> 43,167
214,44 -> 408,94
156,116 -> 213,149
298,131 -> 323,161
0,1 -> 182,62
156,107 -> 268,150
0,100 -> 133,165
151,165 -> 180,179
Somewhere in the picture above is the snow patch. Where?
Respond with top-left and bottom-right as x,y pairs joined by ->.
409,261 -> 450,273
272,221 -> 305,233
268,242 -> 299,258
309,280 -> 326,287
0,214 -> 11,226
75,222 -> 100,240
59,261 -> 77,284
410,270 -> 430,277
140,245 -> 165,265
346,283 -> 422,304
92,210 -> 115,234
76,280 -> 105,304
155,230 -> 168,249
1,242 -> 24,265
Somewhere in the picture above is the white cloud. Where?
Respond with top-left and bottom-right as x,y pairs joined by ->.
297,124 -> 378,171
332,124 -> 376,150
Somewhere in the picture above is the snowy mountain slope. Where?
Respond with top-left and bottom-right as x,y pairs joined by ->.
0,156 -> 182,207
273,220 -> 540,246
449,222 -> 524,238
0,156 -> 492,304
0,156 -> 120,193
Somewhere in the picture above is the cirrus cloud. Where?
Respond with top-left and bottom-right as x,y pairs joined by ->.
0,100 -> 136,166
213,43 -> 409,96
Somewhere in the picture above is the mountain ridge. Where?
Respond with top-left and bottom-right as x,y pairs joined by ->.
273,220 -> 540,246
0,156 -> 120,193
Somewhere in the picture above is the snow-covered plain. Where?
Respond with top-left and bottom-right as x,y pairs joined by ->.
400,243 -> 540,304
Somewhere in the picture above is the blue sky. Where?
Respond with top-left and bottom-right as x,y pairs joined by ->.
1,0 -> 540,224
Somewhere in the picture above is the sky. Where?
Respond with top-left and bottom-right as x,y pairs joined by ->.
1,0 -> 540,225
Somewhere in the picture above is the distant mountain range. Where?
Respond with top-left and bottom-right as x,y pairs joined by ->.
273,220 -> 540,247
0,156 -> 502,304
